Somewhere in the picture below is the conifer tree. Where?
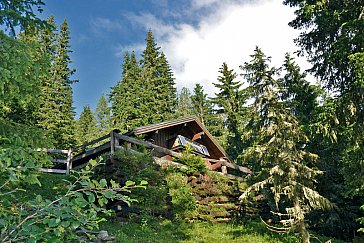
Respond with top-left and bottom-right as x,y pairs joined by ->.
95,94 -> 111,135
191,84 -> 212,125
211,62 -> 245,160
177,87 -> 193,117
280,53 -> 321,125
240,47 -> 330,243
110,31 -> 177,130
110,51 -> 144,131
75,105 -> 98,145
140,31 -> 177,123
35,19 -> 76,148
32,16 -> 58,129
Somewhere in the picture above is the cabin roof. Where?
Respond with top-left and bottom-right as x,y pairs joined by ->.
126,116 -> 230,161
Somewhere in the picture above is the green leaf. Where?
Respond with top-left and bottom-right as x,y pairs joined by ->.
75,197 -> 88,208
99,178 -> 107,187
88,193 -> 95,203
89,159 -> 97,167
140,180 -> 148,186
125,180 -> 135,187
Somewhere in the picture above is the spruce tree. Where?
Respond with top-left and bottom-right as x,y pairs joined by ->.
240,47 -> 330,243
140,31 -> 177,124
191,83 -> 212,125
75,105 -> 98,145
177,87 -> 193,117
36,19 -> 76,148
33,16 -> 58,132
95,94 -> 111,135
280,53 -> 321,125
110,51 -> 144,131
110,31 -> 177,130
211,62 -> 245,160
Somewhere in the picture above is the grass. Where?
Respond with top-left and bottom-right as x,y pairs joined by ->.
6,173 -> 349,243
100,218 -> 345,243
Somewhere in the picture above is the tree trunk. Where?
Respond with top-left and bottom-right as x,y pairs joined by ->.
294,200 -> 310,243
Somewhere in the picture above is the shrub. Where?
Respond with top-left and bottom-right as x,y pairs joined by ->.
166,172 -> 197,217
95,150 -> 168,216
173,147 -> 207,175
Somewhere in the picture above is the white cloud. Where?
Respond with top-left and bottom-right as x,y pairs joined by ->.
123,0 -> 313,96
90,17 -> 126,36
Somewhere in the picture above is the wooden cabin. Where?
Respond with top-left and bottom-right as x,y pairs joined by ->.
125,116 -> 229,161
40,116 -> 252,176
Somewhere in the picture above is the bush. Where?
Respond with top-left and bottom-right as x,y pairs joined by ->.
173,147 -> 207,175
96,150 -> 168,216
166,172 -> 197,217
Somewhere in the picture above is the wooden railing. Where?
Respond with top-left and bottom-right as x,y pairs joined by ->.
37,148 -> 73,174
39,130 -> 253,178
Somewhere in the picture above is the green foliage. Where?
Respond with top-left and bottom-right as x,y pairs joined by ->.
173,147 -> 207,175
284,1 -> 364,237
212,62 -> 247,161
28,18 -> 77,148
191,83 -> 213,125
177,87 -> 194,117
75,105 -> 98,146
359,205 -> 364,233
96,150 -> 166,215
0,0 -> 46,36
95,94 -> 111,134
240,47 -> 331,243
166,172 -> 197,217
0,159 -> 143,242
283,0 -> 364,94
110,31 -> 177,131
0,31 -> 44,122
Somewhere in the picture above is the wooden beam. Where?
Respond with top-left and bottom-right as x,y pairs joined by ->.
210,161 -> 222,171
36,148 -> 68,153
221,165 -> 227,174
206,159 -> 253,175
72,133 -> 110,152
52,159 -> 68,164
71,142 -> 111,162
110,131 -> 115,154
39,168 -> 67,174
114,133 -> 182,158
192,131 -> 204,141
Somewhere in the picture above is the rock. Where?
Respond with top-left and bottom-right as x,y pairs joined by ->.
97,231 -> 109,240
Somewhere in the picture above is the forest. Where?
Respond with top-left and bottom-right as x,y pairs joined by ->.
0,0 -> 363,242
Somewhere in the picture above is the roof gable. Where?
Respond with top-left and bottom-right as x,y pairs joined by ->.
126,116 -> 229,161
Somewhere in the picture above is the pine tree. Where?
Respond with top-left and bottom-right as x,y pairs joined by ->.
240,47 -> 330,243
110,51 -> 144,131
75,105 -> 98,145
140,31 -> 177,124
33,16 -> 58,131
35,19 -> 76,148
177,87 -> 193,117
95,94 -> 111,135
211,62 -> 244,160
191,84 -> 212,125
280,53 -> 321,125
110,31 -> 177,130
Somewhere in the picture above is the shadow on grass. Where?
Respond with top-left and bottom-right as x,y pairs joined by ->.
100,218 -> 193,243
227,220 -> 300,243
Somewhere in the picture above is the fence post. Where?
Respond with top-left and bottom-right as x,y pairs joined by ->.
66,148 -> 73,175
110,130 -> 115,154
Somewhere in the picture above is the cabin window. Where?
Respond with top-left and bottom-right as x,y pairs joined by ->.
172,135 -> 210,157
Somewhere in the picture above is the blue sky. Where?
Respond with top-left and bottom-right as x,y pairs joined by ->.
40,0 -> 311,116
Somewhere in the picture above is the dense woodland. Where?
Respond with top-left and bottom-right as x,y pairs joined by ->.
0,0 -> 363,242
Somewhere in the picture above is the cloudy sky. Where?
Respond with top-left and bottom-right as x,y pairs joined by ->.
42,0 -> 310,115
